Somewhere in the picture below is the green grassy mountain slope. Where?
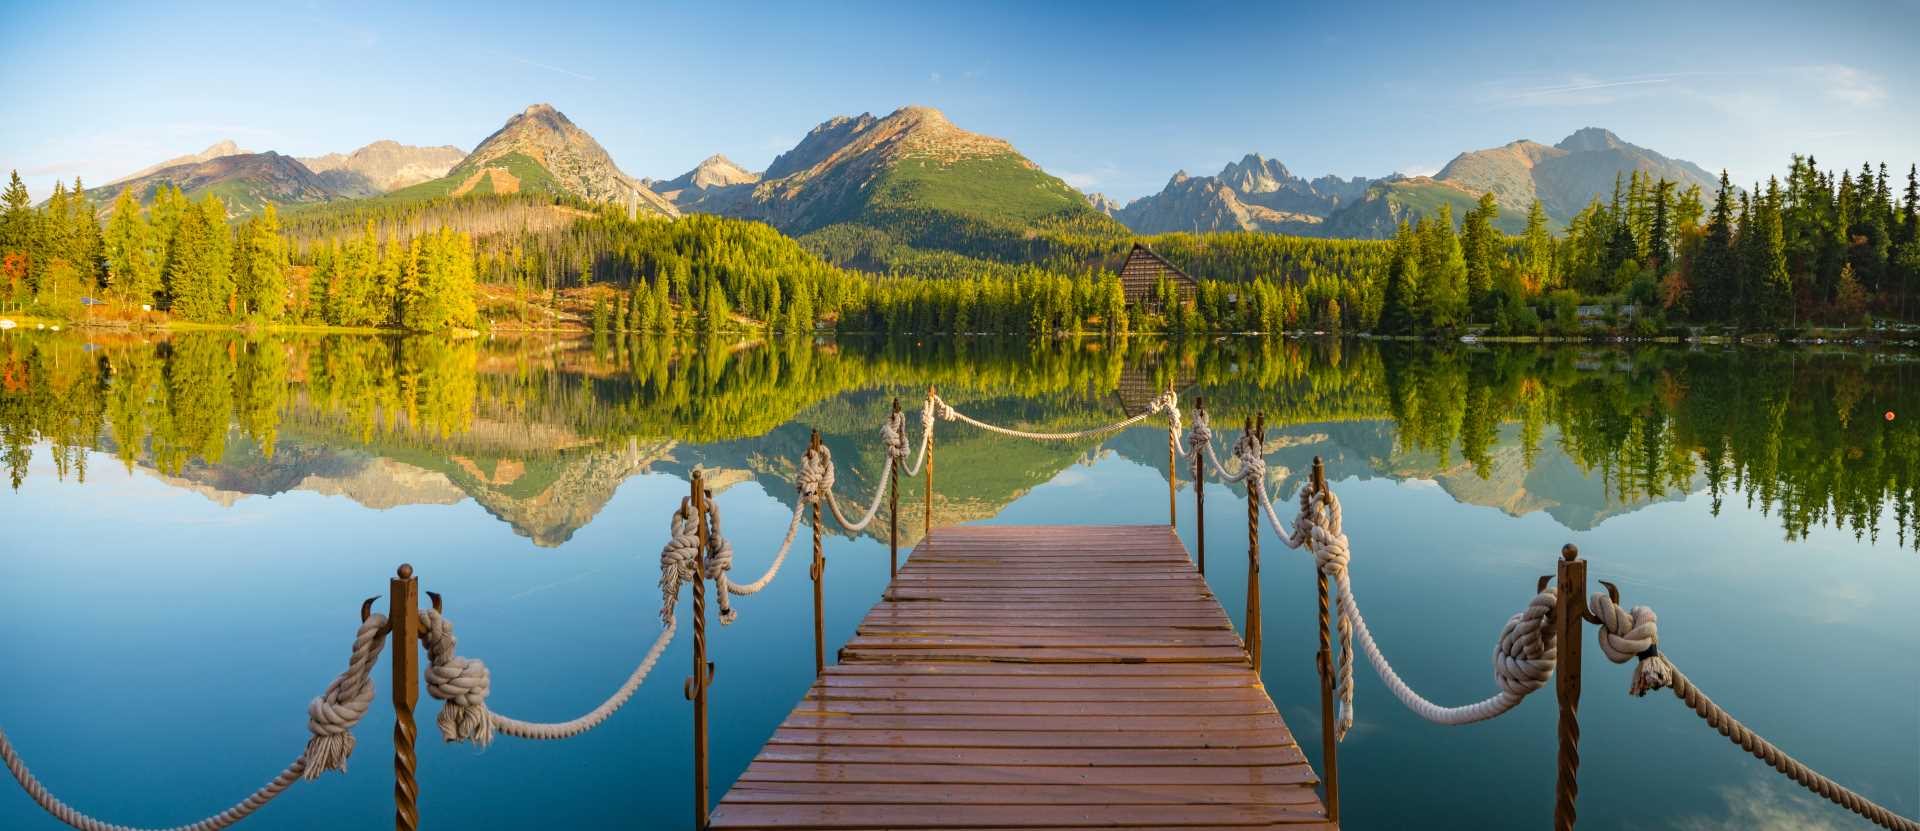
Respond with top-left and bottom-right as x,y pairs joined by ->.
376,104 -> 675,217
85,151 -> 339,217
688,105 -> 1124,267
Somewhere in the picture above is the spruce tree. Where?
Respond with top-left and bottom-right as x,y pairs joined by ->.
103,188 -> 157,305
1460,192 -> 1498,317
239,204 -> 288,320
1520,200 -> 1552,291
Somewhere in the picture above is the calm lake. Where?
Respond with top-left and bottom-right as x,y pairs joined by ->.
2,331 -> 1915,830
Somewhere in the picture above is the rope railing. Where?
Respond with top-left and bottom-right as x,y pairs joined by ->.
1187,407 -> 1917,831
9,389 -> 1913,831
0,615 -> 390,831
1587,592 -> 1920,831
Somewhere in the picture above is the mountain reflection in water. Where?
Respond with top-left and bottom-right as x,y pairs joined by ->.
3,331 -> 1917,550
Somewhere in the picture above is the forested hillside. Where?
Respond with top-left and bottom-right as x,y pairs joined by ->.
3,153 -> 1917,337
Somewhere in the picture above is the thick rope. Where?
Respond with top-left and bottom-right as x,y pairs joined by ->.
1,615 -> 390,831
1186,409 -> 1213,481
1589,594 -> 1920,831
1266,473 -> 1558,732
931,391 -> 1177,442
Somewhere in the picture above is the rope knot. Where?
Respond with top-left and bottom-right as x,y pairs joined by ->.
1492,592 -> 1560,698
797,443 -> 835,504
658,501 -> 702,626
1186,410 -> 1213,478
881,410 -> 910,461
301,613 -> 391,779
420,608 -> 495,748
1231,428 -> 1267,488
1588,593 -> 1675,696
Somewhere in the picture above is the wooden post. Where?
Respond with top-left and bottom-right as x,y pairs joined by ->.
687,471 -> 713,831
389,564 -> 420,831
1243,415 -> 1262,673
890,399 -> 901,580
1167,385 -> 1178,529
925,386 -> 936,539
1553,543 -> 1586,831
1311,457 -> 1340,825
1194,397 -> 1206,575
809,430 -> 827,678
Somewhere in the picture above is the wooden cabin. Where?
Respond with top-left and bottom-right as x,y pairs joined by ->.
1118,243 -> 1198,311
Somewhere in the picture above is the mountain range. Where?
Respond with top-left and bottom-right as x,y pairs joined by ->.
1110,127 -> 1721,238
90,104 -> 1723,242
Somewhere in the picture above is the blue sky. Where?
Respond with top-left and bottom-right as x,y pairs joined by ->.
2,0 -> 1915,202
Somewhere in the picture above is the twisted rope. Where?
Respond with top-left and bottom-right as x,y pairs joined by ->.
1264,473 -> 1558,732
1588,594 -> 1920,831
930,391 -> 1177,442
1186,409 -> 1214,481
823,433 -> 899,533
1,615 -> 390,831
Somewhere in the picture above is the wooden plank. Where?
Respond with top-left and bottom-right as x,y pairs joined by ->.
737,762 -> 1318,787
706,803 -> 1329,828
710,524 -> 1329,831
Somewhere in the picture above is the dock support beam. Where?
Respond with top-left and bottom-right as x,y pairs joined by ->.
1167,385 -> 1178,529
1243,414 -> 1263,673
925,386 -> 936,539
809,430 -> 827,678
389,564 -> 420,831
1311,457 -> 1340,825
1553,543 -> 1586,831
1193,397 -> 1206,575
687,471 -> 715,831
890,398 -> 901,580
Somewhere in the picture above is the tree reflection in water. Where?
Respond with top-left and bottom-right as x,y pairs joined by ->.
2,331 -> 1915,549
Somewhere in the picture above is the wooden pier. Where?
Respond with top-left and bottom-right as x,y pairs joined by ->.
708,524 -> 1334,830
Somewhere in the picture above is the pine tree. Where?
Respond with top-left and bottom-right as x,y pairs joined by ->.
1,171 -> 40,302
1692,172 -> 1738,321
1418,206 -> 1467,330
1461,192 -> 1499,317
238,204 -> 288,320
165,205 -> 223,320
1647,179 -> 1674,275
1520,200 -> 1552,292
103,188 -> 158,306
1751,179 -> 1793,327
1381,220 -> 1423,332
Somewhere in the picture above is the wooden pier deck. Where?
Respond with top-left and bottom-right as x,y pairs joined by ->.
708,524 -> 1333,830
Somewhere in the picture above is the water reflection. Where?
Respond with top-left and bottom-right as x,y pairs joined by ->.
4,331 -> 1917,549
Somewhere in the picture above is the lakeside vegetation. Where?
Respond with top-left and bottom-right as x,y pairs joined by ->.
5,329 -> 1919,550
2,155 -> 1916,339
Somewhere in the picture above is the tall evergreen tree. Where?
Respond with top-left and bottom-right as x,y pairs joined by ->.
1520,200 -> 1553,292
238,204 -> 288,320
1460,192 -> 1499,316
103,188 -> 158,305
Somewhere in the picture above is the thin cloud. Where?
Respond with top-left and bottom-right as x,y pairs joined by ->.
1801,64 -> 1885,107
512,56 -> 596,82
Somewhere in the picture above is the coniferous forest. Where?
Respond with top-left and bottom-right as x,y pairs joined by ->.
2,155 -> 1916,338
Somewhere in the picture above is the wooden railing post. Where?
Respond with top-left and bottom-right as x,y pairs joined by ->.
686,471 -> 714,831
925,386 -> 936,539
389,564 -> 420,831
809,430 -> 827,678
889,398 -> 901,580
1553,543 -> 1586,831
1311,457 -> 1340,825
1243,415 -> 1263,672
1167,385 -> 1178,530
1194,397 -> 1206,575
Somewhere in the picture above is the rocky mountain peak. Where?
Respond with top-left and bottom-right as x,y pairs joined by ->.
459,103 -> 673,214
1556,127 -> 1627,153
1217,153 -> 1298,194
108,139 -> 252,186
658,154 -> 761,195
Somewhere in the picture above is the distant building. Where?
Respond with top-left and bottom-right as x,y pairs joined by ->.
1118,243 -> 1198,311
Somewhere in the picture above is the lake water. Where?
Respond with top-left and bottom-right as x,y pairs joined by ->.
2,331 -> 1915,830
